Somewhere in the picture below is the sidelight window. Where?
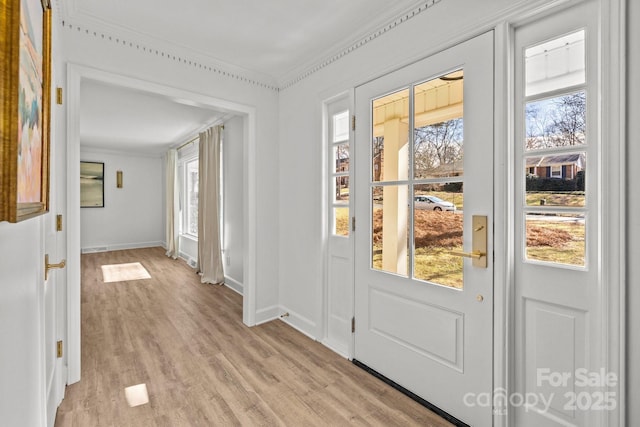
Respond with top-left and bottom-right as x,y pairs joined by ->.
330,109 -> 350,236
521,30 -> 588,267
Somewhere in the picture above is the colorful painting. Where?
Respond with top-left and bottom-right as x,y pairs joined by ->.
17,0 -> 44,203
0,0 -> 52,222
80,162 -> 105,208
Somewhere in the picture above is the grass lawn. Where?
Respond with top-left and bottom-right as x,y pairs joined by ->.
526,191 -> 585,207
526,219 -> 585,266
335,194 -> 585,284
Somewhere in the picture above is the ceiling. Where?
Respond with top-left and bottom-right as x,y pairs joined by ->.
62,0 -> 428,151
79,79 -> 223,153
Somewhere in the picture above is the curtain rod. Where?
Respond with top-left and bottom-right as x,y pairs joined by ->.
176,125 -> 224,151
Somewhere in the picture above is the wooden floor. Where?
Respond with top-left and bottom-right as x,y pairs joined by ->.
55,247 -> 452,426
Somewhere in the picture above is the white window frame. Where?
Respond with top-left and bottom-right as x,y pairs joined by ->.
178,141 -> 199,240
328,106 -> 351,237
184,157 -> 199,237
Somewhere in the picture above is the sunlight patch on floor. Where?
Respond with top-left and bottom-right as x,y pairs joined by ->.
101,262 -> 151,283
124,383 -> 150,407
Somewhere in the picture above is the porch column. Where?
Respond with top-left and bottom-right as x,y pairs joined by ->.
382,117 -> 409,274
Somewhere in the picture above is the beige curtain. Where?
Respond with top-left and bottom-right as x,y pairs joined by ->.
197,126 -> 224,284
165,149 -> 179,259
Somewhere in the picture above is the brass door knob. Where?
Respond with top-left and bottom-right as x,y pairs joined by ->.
45,254 -> 66,280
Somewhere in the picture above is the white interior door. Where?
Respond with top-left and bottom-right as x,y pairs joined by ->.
354,32 -> 494,426
44,218 -> 63,426
43,88 -> 67,426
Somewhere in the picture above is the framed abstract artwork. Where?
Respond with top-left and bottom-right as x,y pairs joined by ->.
0,0 -> 52,222
80,161 -> 105,208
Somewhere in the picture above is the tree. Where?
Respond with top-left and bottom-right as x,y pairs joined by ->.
413,118 -> 463,178
548,92 -> 586,146
525,92 -> 586,149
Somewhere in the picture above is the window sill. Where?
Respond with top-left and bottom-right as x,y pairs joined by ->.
180,234 -> 198,243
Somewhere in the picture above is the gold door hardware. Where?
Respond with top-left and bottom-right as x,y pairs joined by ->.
45,254 -> 66,280
450,250 -> 485,259
57,340 -> 63,358
450,215 -> 488,268
477,295 -> 484,302
56,214 -> 63,231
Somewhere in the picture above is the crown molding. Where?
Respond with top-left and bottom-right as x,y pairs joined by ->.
59,20 -> 280,91
53,0 -> 445,92
54,0 -> 280,92
278,0 -> 443,89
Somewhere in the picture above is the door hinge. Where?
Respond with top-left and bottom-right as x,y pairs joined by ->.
351,317 -> 356,333
351,115 -> 356,131
56,214 -> 63,232
351,216 -> 356,232
56,87 -> 63,105
56,340 -> 63,358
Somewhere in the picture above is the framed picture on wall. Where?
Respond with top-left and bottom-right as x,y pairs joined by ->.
80,161 -> 105,208
0,0 -> 53,222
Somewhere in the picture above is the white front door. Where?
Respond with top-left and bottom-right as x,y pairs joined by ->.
354,32 -> 494,425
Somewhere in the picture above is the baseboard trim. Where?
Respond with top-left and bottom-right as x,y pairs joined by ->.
321,338 -> 349,359
255,305 -> 280,325
277,307 -> 318,341
223,276 -> 243,295
81,241 -> 163,253
352,359 -> 470,427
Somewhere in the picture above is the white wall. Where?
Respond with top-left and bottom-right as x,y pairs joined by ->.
626,0 -> 639,424
80,148 -> 164,252
61,23 -> 280,319
223,116 -> 245,292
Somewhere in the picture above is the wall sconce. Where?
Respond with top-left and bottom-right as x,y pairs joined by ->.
116,170 -> 123,188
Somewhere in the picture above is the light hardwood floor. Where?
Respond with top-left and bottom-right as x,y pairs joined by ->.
55,247 -> 452,426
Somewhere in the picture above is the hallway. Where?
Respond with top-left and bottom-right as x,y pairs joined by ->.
54,247 -> 450,426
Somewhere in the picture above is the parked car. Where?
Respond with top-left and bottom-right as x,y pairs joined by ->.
414,195 -> 457,211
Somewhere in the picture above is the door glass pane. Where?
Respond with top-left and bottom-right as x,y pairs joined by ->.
372,185 -> 408,276
525,152 -> 586,207
334,176 -> 349,203
414,71 -> 464,179
333,143 -> 349,173
525,91 -> 586,150
372,89 -> 410,182
333,207 -> 349,237
525,30 -> 585,97
526,213 -> 585,266
333,110 -> 349,142
414,185 -> 463,288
